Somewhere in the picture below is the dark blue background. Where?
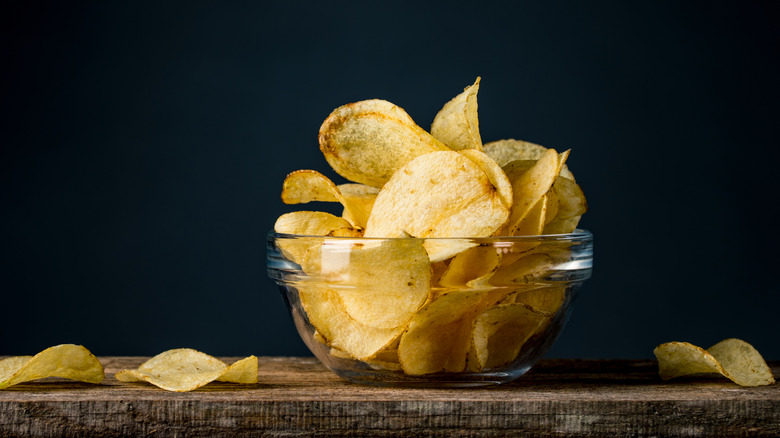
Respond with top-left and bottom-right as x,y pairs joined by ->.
2,2 -> 778,359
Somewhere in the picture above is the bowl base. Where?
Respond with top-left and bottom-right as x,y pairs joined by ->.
333,366 -> 531,388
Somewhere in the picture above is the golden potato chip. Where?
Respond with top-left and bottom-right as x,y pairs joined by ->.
281,170 -> 379,230
654,339 -> 775,387
512,195 -> 548,237
439,245 -> 501,289
274,211 -> 353,236
274,211 -> 355,269
484,139 -> 575,180
431,77 -> 482,151
398,290 -> 485,375
470,303 -> 550,370
505,149 -> 568,236
281,169 -> 341,204
317,238 -> 431,329
459,149 -> 513,208
483,139 -> 548,167
336,183 -> 379,228
365,151 -> 510,261
115,349 -> 257,392
544,188 -> 559,225
319,99 -> 450,188
543,176 -> 587,234
299,287 -> 404,360
0,344 -> 104,389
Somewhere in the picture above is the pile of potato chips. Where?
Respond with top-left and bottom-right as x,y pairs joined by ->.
274,78 -> 589,375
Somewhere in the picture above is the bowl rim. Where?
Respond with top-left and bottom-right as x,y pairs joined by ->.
268,228 -> 592,242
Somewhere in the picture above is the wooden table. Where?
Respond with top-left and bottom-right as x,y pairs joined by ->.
1,357 -> 777,437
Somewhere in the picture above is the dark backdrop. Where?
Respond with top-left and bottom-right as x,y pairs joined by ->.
2,2 -> 778,359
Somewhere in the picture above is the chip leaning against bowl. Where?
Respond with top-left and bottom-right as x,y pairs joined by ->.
269,78 -> 591,385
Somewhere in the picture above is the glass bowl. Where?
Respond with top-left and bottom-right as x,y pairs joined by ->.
267,230 -> 593,387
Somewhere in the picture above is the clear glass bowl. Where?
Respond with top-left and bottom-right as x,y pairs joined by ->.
267,230 -> 593,387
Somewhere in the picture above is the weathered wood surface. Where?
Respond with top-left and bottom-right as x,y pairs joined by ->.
0,357 -> 777,437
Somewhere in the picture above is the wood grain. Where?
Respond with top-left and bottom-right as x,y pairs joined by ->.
0,357 -> 777,437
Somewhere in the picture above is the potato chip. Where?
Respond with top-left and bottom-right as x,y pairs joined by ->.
505,149 -> 567,236
431,77 -> 482,151
274,211 -> 353,237
281,169 -> 341,204
439,245 -> 501,289
398,290 -> 485,375
299,287 -> 404,360
543,176 -> 587,235
0,344 -> 104,389
319,99 -> 450,188
281,170 -> 378,229
494,196 -> 550,265
471,303 -> 550,370
317,238 -> 431,329
335,184 -> 379,228
512,195 -> 548,237
115,349 -> 257,392
484,139 -> 575,180
483,139 -> 548,167
274,211 -> 355,269
365,151 -> 510,261
459,149 -> 513,208
654,338 -> 775,387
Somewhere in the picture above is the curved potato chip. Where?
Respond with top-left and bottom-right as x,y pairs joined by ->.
459,149 -> 513,208
299,287 -> 404,361
431,77 -> 482,151
274,211 -> 355,269
484,139 -> 575,180
495,195 -> 550,262
544,187 -> 559,225
281,169 -> 341,204
471,303 -> 550,370
274,211 -> 353,237
365,151 -> 510,261
115,349 -> 257,392
337,183 -> 380,229
439,245 -> 502,289
505,149 -> 566,236
281,170 -> 372,229
654,339 -> 775,387
0,344 -> 104,389
543,176 -> 587,235
319,99 -> 450,188
513,195 -> 548,237
318,238 -> 431,329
